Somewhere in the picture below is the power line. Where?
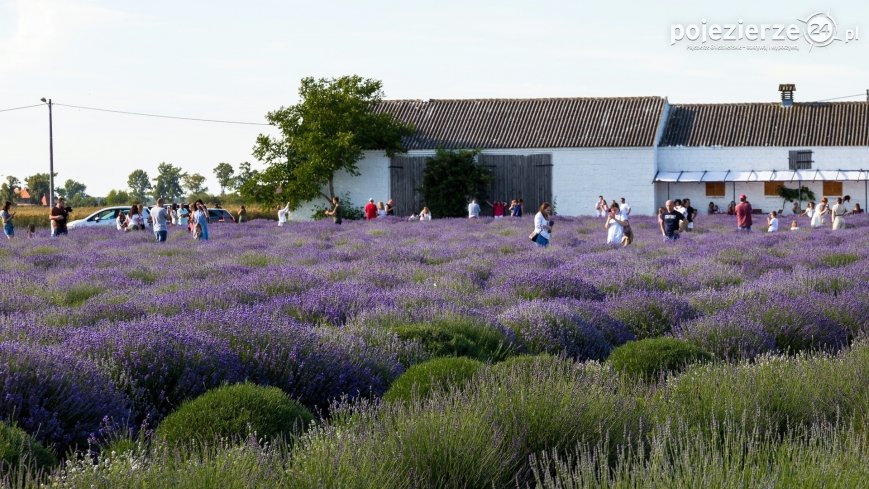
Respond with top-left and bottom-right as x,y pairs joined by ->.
53,102 -> 273,126
811,93 -> 866,102
0,103 -> 43,113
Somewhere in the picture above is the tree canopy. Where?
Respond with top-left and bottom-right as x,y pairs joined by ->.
244,75 -> 413,209
153,163 -> 185,201
127,170 -> 152,202
25,173 -> 55,205
182,173 -> 208,196
213,163 -> 235,195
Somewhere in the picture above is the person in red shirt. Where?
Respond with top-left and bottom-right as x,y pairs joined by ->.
364,198 -> 378,220
735,194 -> 753,231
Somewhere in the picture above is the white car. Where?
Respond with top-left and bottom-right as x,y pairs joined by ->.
67,206 -> 152,230
67,206 -> 129,230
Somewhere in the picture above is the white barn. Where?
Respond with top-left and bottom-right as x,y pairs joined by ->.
291,89 -> 868,218
657,89 -> 869,215
292,97 -> 669,218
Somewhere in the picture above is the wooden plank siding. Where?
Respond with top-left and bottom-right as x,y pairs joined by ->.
389,154 -> 553,217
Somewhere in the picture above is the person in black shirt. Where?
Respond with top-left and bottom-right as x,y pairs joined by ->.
659,200 -> 684,241
49,198 -> 69,237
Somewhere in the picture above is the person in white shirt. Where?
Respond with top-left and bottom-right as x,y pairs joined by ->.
277,203 -> 290,226
767,211 -> 779,232
419,207 -> 432,221
595,196 -> 607,217
531,202 -> 554,247
141,205 -> 151,230
115,210 -> 127,231
468,199 -> 481,219
151,198 -> 169,242
619,197 -> 631,217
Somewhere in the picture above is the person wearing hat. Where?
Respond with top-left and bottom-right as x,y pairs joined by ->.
735,194 -> 753,231
364,198 -> 378,220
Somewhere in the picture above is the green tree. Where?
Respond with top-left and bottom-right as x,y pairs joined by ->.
59,179 -> 88,205
213,162 -> 235,195
246,75 -> 413,208
1,176 -> 19,202
182,173 -> 208,196
152,163 -> 185,201
25,173 -> 56,205
235,162 -> 254,190
106,189 -> 131,205
127,170 -> 152,202
778,185 -> 816,212
420,149 -> 491,218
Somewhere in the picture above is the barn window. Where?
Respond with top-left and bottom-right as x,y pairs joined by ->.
822,181 -> 843,196
705,182 -> 725,197
788,150 -> 812,170
764,182 -> 783,196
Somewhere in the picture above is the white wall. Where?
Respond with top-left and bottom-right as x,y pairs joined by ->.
391,147 -> 658,216
658,146 -> 869,215
289,151 -> 390,220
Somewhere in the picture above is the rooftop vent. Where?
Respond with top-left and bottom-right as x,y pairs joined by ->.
779,83 -> 796,108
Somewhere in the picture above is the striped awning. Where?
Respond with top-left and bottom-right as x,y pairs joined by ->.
654,169 -> 869,183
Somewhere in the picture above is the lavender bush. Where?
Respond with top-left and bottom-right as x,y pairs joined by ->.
0,212 -> 865,479
0,341 -> 130,452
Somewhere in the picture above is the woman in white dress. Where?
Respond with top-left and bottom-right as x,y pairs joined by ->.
605,203 -> 627,247
811,198 -> 828,228
831,197 -> 847,230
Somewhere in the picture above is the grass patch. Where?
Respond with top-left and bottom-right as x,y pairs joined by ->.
819,252 -> 860,268
53,284 -> 104,307
238,252 -> 278,268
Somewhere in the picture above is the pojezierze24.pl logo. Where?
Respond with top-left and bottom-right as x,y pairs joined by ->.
670,12 -> 859,51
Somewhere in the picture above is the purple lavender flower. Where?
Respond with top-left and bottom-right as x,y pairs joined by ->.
498,299 -> 612,361
0,341 -> 131,452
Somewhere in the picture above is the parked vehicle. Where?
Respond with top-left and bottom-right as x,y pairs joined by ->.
67,206 -> 131,230
208,208 -> 235,223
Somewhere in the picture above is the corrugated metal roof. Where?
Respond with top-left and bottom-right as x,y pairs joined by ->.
375,97 -> 666,149
661,102 -> 869,147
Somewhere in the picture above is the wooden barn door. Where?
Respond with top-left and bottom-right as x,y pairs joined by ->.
389,156 -> 428,216
479,154 -> 552,215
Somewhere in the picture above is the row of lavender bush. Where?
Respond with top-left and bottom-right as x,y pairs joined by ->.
1,214 -> 867,458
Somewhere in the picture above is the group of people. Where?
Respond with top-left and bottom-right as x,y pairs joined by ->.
112,199 -> 214,241
469,198 -> 525,219
364,199 -> 396,220
796,196 -> 860,230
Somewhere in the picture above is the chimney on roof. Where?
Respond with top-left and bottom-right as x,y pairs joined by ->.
778,84 -> 795,108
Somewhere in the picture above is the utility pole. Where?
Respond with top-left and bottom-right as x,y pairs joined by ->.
40,97 -> 54,208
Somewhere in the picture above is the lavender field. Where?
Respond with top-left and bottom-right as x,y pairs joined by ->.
1,214 -> 868,487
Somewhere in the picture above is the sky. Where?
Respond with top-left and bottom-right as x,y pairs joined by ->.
1,0 -> 867,196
